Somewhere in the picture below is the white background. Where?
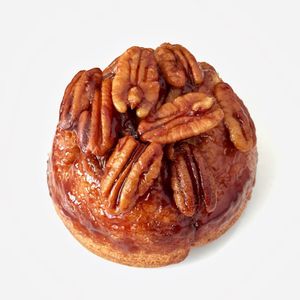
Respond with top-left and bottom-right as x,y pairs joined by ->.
1,0 -> 299,299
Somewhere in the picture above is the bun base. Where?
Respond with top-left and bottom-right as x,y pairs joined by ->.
54,190 -> 250,267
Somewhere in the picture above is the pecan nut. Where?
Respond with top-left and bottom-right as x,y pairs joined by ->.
138,92 -> 224,143
59,69 -> 117,156
100,136 -> 163,214
111,47 -> 160,118
154,43 -> 203,87
56,43 -> 255,219
76,78 -> 117,156
198,62 -> 222,93
165,87 -> 182,103
170,144 -> 217,217
214,82 -> 256,152
59,68 -> 102,129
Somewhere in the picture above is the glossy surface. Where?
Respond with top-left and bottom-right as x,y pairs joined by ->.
47,47 -> 257,256
48,122 -> 257,253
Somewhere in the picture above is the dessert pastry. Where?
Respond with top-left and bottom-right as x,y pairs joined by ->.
47,43 -> 257,267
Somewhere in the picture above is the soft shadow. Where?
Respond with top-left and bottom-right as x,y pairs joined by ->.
186,221 -> 241,264
176,132 -> 276,266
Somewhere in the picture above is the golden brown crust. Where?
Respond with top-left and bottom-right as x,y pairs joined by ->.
54,204 -> 189,267
48,145 -> 256,267
48,43 -> 258,267
49,131 -> 256,268
53,185 -> 249,267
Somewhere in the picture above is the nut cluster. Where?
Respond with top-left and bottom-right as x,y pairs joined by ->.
58,43 -> 256,216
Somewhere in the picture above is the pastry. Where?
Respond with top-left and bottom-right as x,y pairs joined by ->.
47,43 -> 257,267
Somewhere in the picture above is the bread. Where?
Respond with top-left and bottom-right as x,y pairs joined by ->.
47,43 -> 257,267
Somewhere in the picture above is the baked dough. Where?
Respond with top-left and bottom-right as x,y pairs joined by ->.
47,43 -> 257,267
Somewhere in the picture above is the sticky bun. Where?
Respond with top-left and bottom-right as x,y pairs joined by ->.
47,43 -> 257,267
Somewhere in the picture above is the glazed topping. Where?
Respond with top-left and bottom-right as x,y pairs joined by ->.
214,83 -> 256,152
59,68 -> 102,130
138,92 -> 224,143
154,43 -> 203,87
111,46 -> 160,118
58,43 -> 256,216
59,69 -> 117,156
100,136 -> 163,215
169,144 -> 217,217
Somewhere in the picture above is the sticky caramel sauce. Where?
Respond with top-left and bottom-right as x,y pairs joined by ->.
48,58 -> 257,255
48,121 -> 257,254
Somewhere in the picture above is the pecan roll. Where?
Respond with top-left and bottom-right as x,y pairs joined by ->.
48,43 -> 257,267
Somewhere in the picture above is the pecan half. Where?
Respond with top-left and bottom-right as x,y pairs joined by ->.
100,136 -> 163,214
59,69 -> 117,156
170,144 -> 217,217
111,47 -> 160,118
165,87 -> 182,103
138,92 -> 224,144
214,82 -> 256,152
154,43 -> 203,88
59,68 -> 102,129
103,57 -> 119,79
198,62 -> 222,93
77,78 -> 117,156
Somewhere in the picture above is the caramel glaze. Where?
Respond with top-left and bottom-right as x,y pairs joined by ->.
47,120 -> 257,254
